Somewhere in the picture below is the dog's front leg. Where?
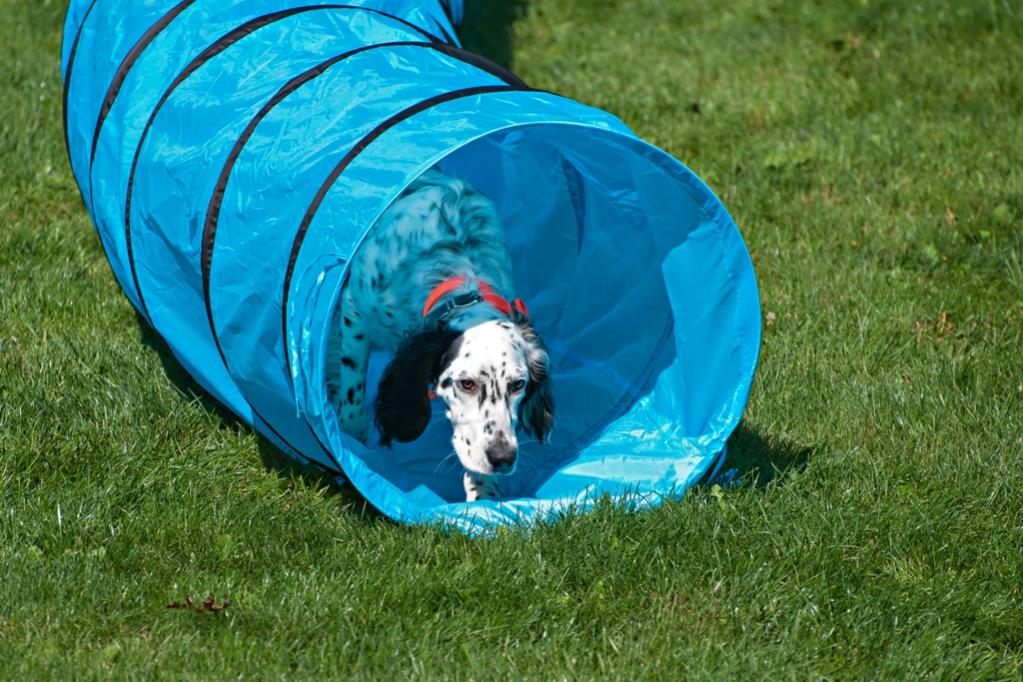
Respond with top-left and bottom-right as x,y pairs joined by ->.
328,289 -> 371,442
464,472 -> 501,501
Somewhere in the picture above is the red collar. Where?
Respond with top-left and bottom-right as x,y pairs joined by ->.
422,275 -> 529,319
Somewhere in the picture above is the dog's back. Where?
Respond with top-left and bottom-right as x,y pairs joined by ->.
326,169 -> 517,441
345,168 -> 514,349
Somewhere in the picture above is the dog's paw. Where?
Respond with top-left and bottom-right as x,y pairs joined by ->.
464,472 -> 501,501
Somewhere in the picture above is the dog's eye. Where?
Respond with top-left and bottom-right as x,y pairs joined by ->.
509,379 -> 526,393
457,379 -> 478,393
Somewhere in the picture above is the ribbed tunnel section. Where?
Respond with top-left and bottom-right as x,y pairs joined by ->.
62,0 -> 761,533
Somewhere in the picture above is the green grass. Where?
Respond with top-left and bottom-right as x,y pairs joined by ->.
2,0 -> 1022,678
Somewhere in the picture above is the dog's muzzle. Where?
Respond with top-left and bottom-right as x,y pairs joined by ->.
485,433 -> 517,474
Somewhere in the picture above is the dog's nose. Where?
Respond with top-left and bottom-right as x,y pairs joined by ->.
485,436 -> 517,473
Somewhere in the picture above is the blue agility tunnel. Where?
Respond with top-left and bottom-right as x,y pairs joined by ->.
62,0 -> 761,533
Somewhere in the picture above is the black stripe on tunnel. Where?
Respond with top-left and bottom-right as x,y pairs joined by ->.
278,83 -> 530,400
124,6 -> 438,324
438,0 -> 454,26
89,0 -> 196,170
432,16 -> 458,46
61,0 -> 100,165
431,44 -> 526,88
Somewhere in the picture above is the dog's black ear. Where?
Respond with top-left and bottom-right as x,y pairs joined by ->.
374,322 -> 460,446
517,324 -> 555,444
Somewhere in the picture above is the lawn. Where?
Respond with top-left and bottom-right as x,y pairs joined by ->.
2,0 -> 1021,678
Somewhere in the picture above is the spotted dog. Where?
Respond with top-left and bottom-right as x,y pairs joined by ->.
326,168 -> 554,501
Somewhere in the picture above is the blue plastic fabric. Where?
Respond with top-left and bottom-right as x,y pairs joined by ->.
62,0 -> 761,534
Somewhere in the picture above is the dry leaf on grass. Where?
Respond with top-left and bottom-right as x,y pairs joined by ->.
945,206 -> 957,226
167,596 -> 230,613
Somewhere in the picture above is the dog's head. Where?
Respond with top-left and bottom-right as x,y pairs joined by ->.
374,317 -> 554,476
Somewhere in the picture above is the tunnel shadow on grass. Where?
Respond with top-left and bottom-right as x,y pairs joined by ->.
712,421 -> 813,488
255,438 -> 383,521
136,314 -> 246,435
457,0 -> 526,69
136,306 -> 791,522
136,314 -> 381,519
